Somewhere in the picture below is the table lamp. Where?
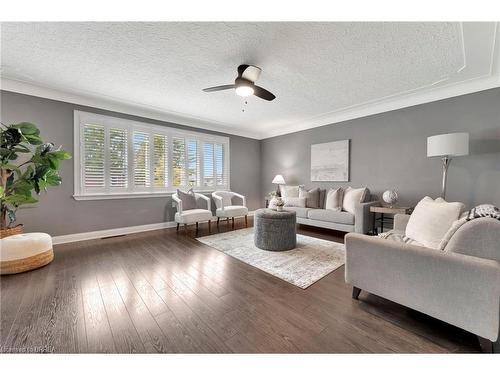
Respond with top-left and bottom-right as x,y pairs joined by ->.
272,174 -> 285,196
427,132 -> 469,199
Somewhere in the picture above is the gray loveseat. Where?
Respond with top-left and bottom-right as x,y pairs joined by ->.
284,190 -> 378,234
345,214 -> 500,353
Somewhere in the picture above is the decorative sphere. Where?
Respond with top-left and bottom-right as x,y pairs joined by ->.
382,190 -> 398,206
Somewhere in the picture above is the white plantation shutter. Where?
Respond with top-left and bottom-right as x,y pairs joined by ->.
203,142 -> 214,187
172,137 -> 186,187
133,131 -> 150,187
215,143 -> 226,187
187,140 -> 199,187
153,134 -> 168,188
109,128 -> 128,188
83,124 -> 105,189
75,111 -> 229,198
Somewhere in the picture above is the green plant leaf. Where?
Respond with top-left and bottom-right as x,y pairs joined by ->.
5,193 -> 38,206
50,150 -> 72,160
12,122 -> 40,136
23,134 -> 43,145
47,154 -> 60,169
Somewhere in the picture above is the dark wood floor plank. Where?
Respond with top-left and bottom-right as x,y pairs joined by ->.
79,241 -> 116,353
0,220 -> 481,353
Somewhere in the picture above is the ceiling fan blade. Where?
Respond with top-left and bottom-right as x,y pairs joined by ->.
202,84 -> 236,92
237,64 -> 250,78
253,85 -> 276,101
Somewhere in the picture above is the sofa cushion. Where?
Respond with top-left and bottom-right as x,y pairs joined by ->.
280,185 -> 302,198
325,187 -> 343,211
307,209 -> 354,225
299,187 -> 320,208
284,207 -> 311,218
342,187 -> 369,214
177,188 -> 197,210
284,197 -> 306,208
406,196 -> 465,249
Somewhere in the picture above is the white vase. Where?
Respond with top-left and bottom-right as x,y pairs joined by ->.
276,205 -> 283,212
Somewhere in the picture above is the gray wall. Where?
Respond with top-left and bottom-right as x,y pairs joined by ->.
0,91 -> 261,236
261,88 -> 500,208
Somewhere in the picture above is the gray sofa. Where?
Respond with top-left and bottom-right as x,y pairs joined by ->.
345,214 -> 500,353
284,190 -> 378,234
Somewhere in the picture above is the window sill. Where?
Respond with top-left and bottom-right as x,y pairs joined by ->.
73,189 -> 226,201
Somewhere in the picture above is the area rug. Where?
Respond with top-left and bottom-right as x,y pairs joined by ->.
197,228 -> 345,289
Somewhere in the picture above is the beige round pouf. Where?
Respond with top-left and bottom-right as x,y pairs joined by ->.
0,233 -> 54,275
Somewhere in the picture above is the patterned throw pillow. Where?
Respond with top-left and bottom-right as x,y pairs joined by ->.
299,187 -> 320,208
177,188 -> 197,210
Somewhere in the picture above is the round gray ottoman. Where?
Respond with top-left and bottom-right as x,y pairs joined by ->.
254,208 -> 296,251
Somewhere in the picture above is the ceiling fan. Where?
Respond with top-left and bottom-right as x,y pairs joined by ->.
203,64 -> 276,101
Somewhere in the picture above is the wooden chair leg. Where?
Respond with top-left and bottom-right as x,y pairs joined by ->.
196,222 -> 199,233
176,223 -> 180,231
217,217 -> 220,227
232,217 -> 235,229
352,287 -> 362,300
245,215 -> 248,227
208,220 -> 211,233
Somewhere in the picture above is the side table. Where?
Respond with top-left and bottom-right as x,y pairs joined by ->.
370,206 -> 412,235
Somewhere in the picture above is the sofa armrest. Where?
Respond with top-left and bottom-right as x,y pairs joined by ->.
345,233 -> 500,341
394,214 -> 410,233
354,200 -> 379,234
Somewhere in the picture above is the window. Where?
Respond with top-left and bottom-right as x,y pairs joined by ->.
74,111 -> 230,199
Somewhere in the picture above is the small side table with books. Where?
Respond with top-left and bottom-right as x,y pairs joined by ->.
370,206 -> 412,235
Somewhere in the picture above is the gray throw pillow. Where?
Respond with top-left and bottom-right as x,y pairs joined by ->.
299,187 -> 321,208
318,189 -> 327,209
177,188 -> 197,210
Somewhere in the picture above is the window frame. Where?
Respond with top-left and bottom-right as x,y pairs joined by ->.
73,110 -> 230,200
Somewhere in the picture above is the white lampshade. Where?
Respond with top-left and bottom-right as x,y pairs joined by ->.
272,174 -> 286,185
427,133 -> 469,157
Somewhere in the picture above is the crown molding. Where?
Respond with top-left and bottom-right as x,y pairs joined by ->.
0,78 -> 264,140
263,74 -> 500,139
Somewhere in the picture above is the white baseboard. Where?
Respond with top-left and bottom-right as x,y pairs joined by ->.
52,210 -> 256,245
52,221 -> 177,245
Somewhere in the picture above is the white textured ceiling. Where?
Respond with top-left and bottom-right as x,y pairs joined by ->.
1,22 -> 499,139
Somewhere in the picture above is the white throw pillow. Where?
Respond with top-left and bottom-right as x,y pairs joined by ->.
284,197 -> 306,208
280,185 -> 301,198
342,187 -> 368,214
406,196 -> 465,249
325,187 -> 343,211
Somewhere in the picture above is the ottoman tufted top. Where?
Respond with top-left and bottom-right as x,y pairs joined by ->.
254,208 -> 296,220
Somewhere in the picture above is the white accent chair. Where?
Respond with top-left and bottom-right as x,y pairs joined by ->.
172,192 -> 213,233
212,191 -> 249,229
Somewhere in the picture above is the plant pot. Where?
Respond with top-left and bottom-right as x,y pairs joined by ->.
0,224 -> 24,239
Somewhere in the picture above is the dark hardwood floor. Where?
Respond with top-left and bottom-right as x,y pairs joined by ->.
0,217 -> 481,353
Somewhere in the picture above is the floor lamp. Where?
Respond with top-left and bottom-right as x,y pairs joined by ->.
427,132 -> 469,200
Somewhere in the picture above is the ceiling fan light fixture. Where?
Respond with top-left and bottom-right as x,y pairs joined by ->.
235,85 -> 254,97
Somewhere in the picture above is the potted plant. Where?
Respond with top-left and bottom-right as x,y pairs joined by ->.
0,122 -> 71,237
